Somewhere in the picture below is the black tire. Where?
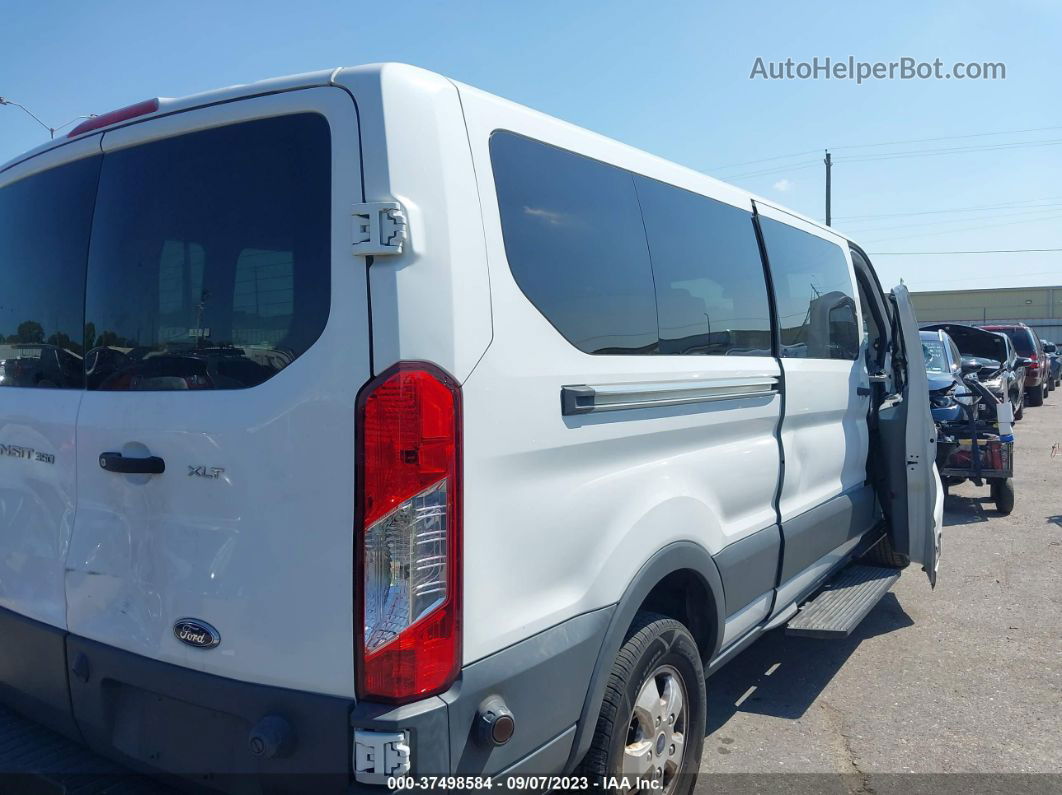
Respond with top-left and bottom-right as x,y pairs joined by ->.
861,534 -> 910,569
583,612 -> 706,795
1014,397 -> 1024,421
991,478 -> 1015,515
1027,385 -> 1044,407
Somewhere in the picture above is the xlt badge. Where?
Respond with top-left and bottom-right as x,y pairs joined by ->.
188,465 -> 224,479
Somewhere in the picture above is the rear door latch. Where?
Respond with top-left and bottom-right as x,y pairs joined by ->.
352,201 -> 408,256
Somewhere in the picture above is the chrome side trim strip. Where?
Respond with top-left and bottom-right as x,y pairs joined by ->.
561,376 -> 780,416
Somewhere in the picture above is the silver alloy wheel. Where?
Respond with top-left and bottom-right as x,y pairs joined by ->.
622,664 -> 688,793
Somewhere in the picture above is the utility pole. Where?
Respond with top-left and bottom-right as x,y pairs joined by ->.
824,149 -> 832,226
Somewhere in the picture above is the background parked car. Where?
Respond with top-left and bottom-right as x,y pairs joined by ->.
1041,340 -> 1061,389
922,322 -> 1025,420
921,329 -> 974,422
0,343 -> 83,388
980,323 -> 1049,407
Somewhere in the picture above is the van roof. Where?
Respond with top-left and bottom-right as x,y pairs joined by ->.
1,66 -> 340,173
2,63 -> 843,243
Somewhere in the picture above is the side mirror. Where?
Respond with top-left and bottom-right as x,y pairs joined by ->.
960,357 -> 983,375
1017,357 -> 1034,368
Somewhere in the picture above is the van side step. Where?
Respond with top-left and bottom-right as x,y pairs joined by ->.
785,564 -> 900,639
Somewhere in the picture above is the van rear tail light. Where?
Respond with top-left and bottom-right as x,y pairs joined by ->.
355,363 -> 461,703
67,98 -> 159,137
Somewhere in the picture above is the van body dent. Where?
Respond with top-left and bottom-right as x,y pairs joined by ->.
0,64 -> 941,791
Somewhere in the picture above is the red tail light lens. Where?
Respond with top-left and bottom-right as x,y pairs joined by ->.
67,98 -> 159,137
355,363 -> 461,702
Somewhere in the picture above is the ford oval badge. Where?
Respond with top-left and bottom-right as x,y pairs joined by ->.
173,618 -> 221,649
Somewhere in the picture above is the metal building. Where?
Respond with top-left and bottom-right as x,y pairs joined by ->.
910,285 -> 1062,342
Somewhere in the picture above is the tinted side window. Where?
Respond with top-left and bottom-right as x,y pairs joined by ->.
760,218 -> 859,360
1009,329 -> 1036,356
84,114 -> 331,391
0,156 -> 100,389
634,177 -> 772,356
490,132 -> 658,354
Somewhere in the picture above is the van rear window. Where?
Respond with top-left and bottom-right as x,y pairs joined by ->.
0,156 -> 101,389
84,113 -> 331,390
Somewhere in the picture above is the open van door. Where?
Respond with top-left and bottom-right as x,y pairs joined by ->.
875,284 -> 941,586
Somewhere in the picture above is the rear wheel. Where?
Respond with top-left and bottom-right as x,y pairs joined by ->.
860,534 -> 910,569
990,478 -> 1015,515
1027,385 -> 1044,407
1014,396 -> 1024,421
584,612 -> 705,795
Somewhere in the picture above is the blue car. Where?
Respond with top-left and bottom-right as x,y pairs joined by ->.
1041,340 -> 1061,389
922,329 -> 971,423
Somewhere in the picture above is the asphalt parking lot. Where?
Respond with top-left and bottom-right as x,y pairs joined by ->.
1,397 -> 1059,794
700,389 -> 1062,793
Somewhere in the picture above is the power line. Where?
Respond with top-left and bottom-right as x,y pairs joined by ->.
717,136 -> 1062,182
841,204 -> 1062,234
710,149 -> 821,171
836,137 -> 1062,164
831,124 -> 1062,152
859,210 -> 1062,244
889,269 -> 1062,287
834,196 -> 1062,221
721,160 -> 821,180
869,248 -> 1062,255
710,123 -> 1062,171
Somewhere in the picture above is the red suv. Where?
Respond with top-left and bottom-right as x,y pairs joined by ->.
980,323 -> 1049,407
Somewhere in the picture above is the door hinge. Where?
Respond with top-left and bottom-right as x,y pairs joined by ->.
352,201 -> 407,256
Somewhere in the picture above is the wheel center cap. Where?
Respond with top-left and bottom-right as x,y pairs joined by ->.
656,732 -> 667,755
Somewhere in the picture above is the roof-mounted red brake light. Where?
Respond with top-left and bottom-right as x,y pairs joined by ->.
67,98 -> 159,138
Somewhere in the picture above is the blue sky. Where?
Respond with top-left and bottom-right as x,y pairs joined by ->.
2,0 -> 1060,293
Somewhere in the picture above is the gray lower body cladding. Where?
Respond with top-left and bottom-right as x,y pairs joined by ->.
779,485 -> 878,582
0,604 -> 612,791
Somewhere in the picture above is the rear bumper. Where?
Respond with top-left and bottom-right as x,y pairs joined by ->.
0,605 -> 610,792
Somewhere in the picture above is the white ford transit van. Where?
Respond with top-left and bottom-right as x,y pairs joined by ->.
0,64 -> 941,793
